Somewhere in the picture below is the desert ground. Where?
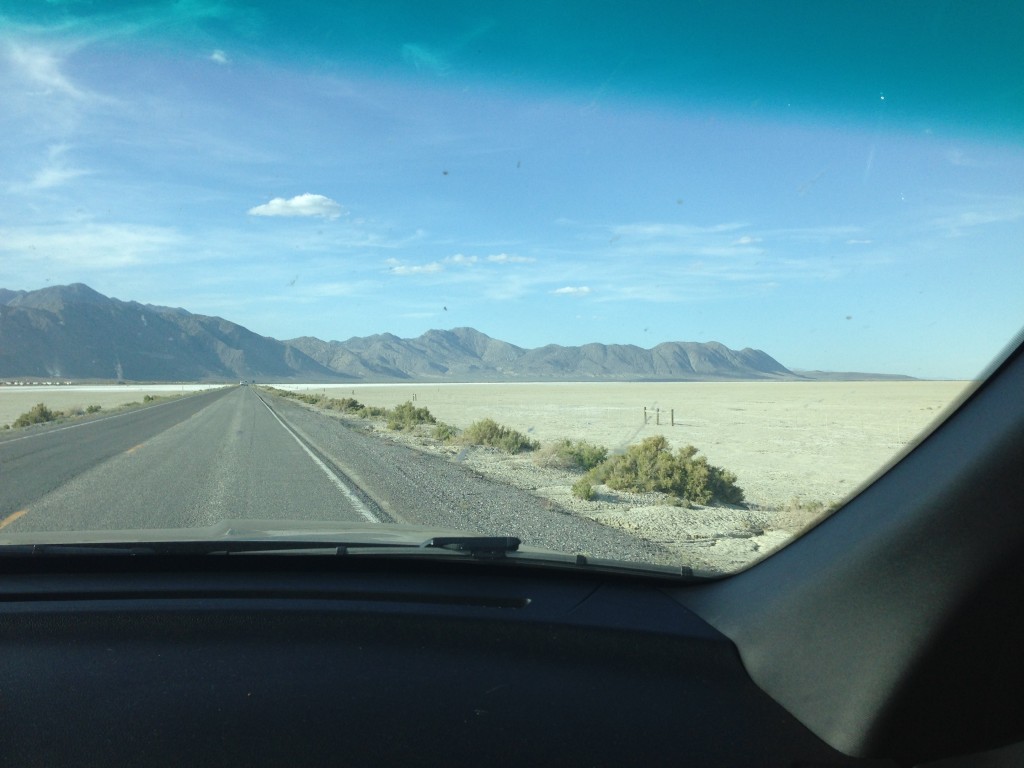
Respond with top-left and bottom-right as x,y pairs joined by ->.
0,384 -> 223,427
288,381 -> 972,509
281,380 -> 973,574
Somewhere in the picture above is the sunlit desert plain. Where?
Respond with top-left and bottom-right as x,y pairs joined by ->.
291,380 -> 973,510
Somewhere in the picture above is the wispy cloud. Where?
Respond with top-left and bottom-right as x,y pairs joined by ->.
0,222 -> 184,269
932,206 -> 1024,236
5,42 -> 88,100
210,49 -> 229,65
553,286 -> 591,295
11,144 -> 89,191
248,194 -> 345,219
401,43 -> 450,75
388,261 -> 443,276
487,253 -> 534,263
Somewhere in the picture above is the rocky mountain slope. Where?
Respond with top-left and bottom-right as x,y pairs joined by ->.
1,284 -> 797,382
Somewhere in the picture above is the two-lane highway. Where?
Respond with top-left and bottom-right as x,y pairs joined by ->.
0,387 -> 381,534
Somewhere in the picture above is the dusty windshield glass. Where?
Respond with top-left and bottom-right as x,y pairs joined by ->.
1,2 -> 1022,575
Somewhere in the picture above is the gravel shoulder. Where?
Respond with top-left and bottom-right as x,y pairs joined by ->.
267,394 -> 677,568
268,392 -> 824,575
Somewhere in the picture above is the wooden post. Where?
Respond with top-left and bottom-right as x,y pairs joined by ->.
643,406 -> 647,424
656,408 -> 660,425
671,409 -> 674,426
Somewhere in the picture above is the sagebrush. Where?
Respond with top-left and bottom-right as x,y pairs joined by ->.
540,439 -> 608,472
13,403 -> 60,428
461,418 -> 538,454
584,435 -> 744,505
386,401 -> 437,431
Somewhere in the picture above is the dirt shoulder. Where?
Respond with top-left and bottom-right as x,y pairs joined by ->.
310,407 -> 824,575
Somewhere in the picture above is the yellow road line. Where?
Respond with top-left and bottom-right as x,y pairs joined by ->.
0,509 -> 29,530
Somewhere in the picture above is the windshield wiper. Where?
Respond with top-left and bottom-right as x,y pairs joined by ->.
420,536 -> 520,557
0,536 -> 522,558
0,536 -> 701,580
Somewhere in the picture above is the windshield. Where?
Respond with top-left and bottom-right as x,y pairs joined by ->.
1,1 -> 1022,576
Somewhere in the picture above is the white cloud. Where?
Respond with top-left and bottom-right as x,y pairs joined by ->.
441,253 -> 536,266
13,144 -> 89,191
248,194 -> 345,220
611,222 -> 746,239
553,286 -> 591,295
0,223 -> 183,268
210,49 -> 229,65
389,262 -> 442,276
487,253 -> 535,263
401,43 -> 450,75
5,43 -> 87,100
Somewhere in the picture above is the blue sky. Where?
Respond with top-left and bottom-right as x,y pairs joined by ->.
2,2 -> 1023,379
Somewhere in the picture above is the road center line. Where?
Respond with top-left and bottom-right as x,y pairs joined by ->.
256,396 -> 380,524
0,509 -> 29,531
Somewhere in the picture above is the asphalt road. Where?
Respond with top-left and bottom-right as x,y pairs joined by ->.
0,386 -> 381,534
0,385 -> 671,564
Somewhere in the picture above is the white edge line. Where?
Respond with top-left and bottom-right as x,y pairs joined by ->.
257,396 -> 381,524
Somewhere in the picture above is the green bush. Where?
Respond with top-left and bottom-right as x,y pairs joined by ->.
543,439 -> 608,472
461,418 -> 539,454
143,394 -> 157,403
325,397 -> 363,413
571,477 -> 596,501
358,405 -> 388,419
386,401 -> 437,431
86,404 -> 102,414
586,435 -> 744,506
432,422 -> 458,442
13,403 -> 60,427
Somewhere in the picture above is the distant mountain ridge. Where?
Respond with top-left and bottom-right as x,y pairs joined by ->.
1,283 -> 807,382
285,329 -> 794,382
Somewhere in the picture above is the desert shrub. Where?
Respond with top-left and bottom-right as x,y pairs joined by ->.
357,405 -> 388,419
325,397 -> 363,413
386,401 -> 437,431
571,477 -> 596,501
784,497 -> 825,516
586,435 -> 744,505
432,422 -> 458,442
461,418 -> 538,454
143,394 -> 157,403
13,403 -> 61,427
542,439 -> 608,472
86,404 -> 102,414
784,497 -> 840,518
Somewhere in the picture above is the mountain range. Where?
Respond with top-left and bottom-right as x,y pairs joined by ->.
0,283 -> 844,382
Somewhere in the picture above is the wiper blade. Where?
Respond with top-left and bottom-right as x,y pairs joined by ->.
0,541 -> 347,556
0,536 -> 523,558
420,536 -> 521,557
0,537 -> 704,580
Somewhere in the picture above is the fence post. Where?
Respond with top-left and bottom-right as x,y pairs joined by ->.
643,406 -> 647,424
671,409 -> 674,426
656,408 -> 660,425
